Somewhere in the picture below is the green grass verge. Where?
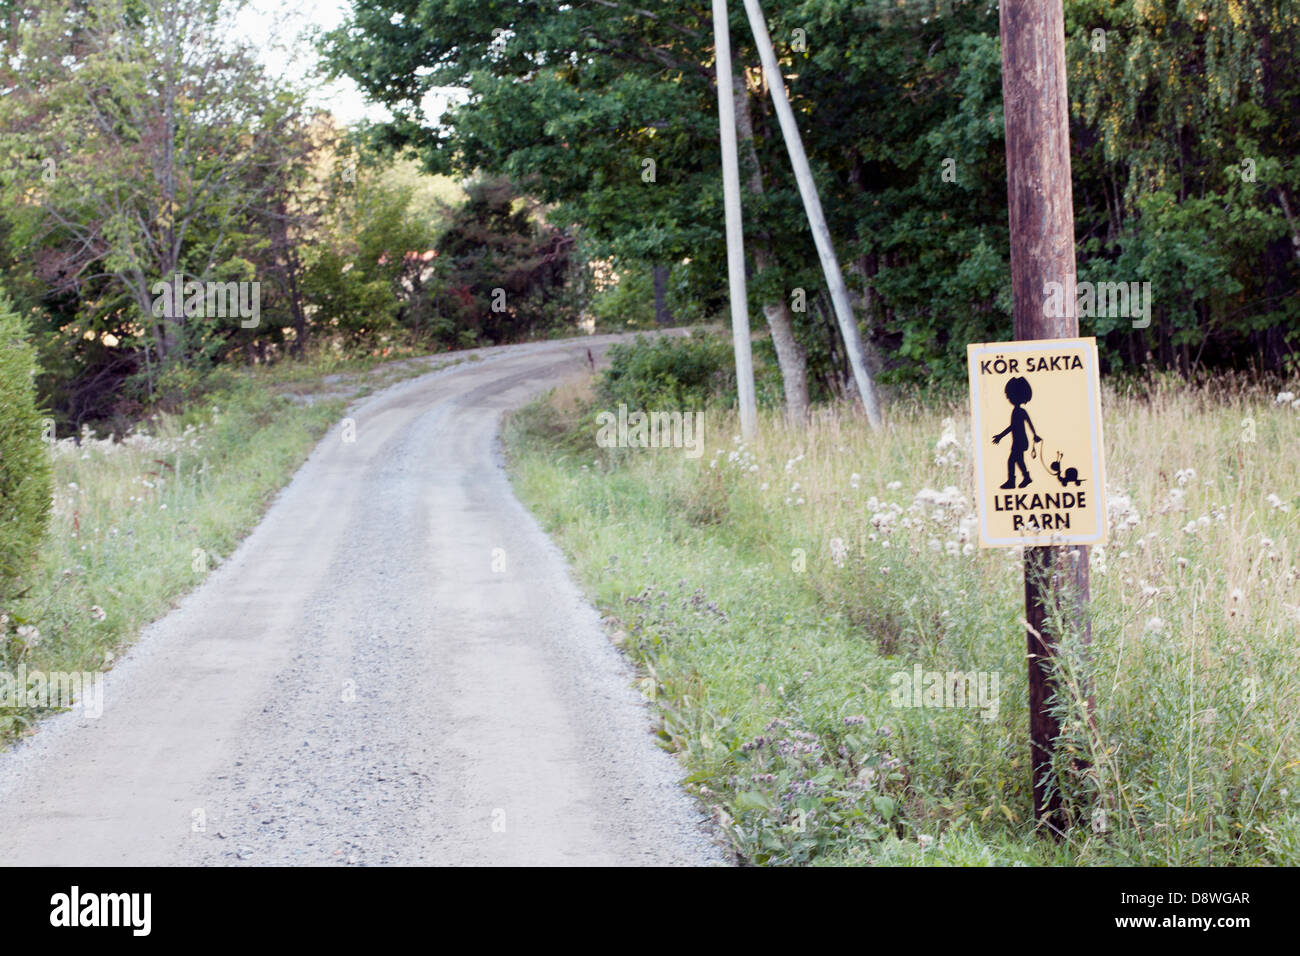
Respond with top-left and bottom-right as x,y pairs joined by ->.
503,376 -> 1300,866
1,376 -> 347,743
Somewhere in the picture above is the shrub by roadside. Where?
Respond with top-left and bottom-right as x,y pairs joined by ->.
0,290 -> 52,614
598,331 -> 784,412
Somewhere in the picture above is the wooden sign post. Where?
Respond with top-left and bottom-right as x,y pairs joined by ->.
996,0 -> 1095,831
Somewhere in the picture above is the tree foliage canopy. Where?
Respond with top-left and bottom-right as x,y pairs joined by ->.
325,0 -> 1300,381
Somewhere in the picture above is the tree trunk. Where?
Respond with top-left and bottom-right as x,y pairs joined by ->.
733,69 -> 809,422
288,255 -> 307,356
653,264 -> 672,326
271,189 -> 308,356
1276,187 -> 1300,263
158,44 -> 181,368
844,151 -> 889,382
846,250 -> 887,380
753,246 -> 808,420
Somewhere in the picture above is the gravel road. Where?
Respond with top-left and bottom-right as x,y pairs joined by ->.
0,335 -> 723,866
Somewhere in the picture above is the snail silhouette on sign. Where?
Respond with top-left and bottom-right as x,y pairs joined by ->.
1049,451 -> 1085,487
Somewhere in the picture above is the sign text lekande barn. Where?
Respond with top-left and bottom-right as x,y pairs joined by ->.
967,338 -> 1107,548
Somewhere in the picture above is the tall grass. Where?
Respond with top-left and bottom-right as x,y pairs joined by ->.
505,375 -> 1300,865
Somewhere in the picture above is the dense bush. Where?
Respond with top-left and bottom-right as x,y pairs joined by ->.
597,333 -> 739,412
587,264 -> 656,331
0,291 -> 52,604
598,332 -> 786,413
425,177 -> 582,346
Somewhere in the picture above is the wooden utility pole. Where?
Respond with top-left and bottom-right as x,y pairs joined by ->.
998,0 -> 1093,831
741,0 -> 883,430
712,0 -> 758,439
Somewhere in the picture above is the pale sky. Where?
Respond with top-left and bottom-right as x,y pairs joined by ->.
235,0 -> 391,126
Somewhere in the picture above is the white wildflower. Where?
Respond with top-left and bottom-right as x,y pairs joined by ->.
957,516 -> 978,544
1108,491 -> 1141,530
934,418 -> 962,465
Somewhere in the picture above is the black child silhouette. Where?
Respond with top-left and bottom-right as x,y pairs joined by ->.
991,376 -> 1042,489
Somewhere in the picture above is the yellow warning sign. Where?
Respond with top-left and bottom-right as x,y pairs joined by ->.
967,338 -> 1107,548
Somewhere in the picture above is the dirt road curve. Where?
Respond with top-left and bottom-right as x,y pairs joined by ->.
0,336 -> 722,866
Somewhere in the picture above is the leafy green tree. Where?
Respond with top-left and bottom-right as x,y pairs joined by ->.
322,0 -> 824,410
1067,0 -> 1300,371
326,0 -> 1300,384
0,287 -> 52,606
298,145 -> 429,348
425,176 -> 579,347
0,0 -> 312,374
